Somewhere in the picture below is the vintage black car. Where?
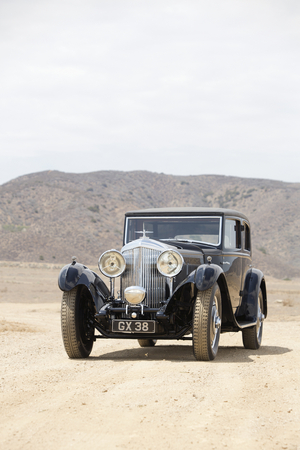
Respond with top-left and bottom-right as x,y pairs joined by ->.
59,207 -> 267,361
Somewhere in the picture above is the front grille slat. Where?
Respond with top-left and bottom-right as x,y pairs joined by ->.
122,247 -> 165,308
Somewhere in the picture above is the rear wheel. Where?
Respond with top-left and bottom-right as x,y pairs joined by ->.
61,285 -> 95,358
193,284 -> 222,361
242,289 -> 264,350
138,339 -> 157,347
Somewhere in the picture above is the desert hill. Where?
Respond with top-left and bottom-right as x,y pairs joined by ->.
1,170 -> 300,278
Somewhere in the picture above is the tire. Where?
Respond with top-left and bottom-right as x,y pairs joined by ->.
242,289 -> 264,350
193,284 -> 222,361
138,339 -> 157,347
61,285 -> 95,358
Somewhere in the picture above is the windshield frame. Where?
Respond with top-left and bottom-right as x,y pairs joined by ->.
124,215 -> 223,247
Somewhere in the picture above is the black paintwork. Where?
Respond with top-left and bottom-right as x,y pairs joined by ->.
59,207 -> 267,340
236,268 -> 267,321
58,261 -> 109,312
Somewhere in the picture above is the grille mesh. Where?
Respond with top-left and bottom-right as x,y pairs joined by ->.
122,247 -> 166,307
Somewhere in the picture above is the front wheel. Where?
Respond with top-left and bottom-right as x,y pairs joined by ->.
242,289 -> 264,350
193,284 -> 222,361
61,285 -> 95,358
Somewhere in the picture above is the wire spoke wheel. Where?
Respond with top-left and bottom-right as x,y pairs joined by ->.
193,284 -> 222,361
61,285 -> 95,358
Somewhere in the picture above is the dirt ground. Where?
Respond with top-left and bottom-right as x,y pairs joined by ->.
0,262 -> 300,450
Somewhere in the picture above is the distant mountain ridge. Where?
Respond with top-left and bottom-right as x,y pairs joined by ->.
1,170 -> 300,278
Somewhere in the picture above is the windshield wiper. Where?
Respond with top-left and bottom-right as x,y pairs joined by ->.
160,238 -> 216,247
160,238 -> 202,244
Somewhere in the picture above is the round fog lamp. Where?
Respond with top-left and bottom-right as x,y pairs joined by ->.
157,250 -> 183,277
98,250 -> 126,278
124,286 -> 146,305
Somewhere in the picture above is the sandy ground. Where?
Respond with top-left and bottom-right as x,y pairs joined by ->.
0,262 -> 300,450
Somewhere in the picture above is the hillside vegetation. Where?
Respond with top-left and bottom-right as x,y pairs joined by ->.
1,170 -> 300,278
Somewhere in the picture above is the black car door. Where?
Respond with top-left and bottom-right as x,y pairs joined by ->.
241,220 -> 252,287
222,218 -> 243,312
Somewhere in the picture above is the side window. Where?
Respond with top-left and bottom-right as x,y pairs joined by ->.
244,222 -> 251,251
225,219 -> 241,249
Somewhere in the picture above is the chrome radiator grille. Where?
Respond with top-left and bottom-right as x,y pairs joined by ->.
121,247 -> 166,308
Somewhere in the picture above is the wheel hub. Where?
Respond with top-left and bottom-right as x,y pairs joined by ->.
210,299 -> 221,349
256,305 -> 264,338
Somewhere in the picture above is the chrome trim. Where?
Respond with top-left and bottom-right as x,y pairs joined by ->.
121,246 -> 166,308
122,237 -> 168,252
157,249 -> 184,277
124,216 -> 222,246
98,249 -> 126,278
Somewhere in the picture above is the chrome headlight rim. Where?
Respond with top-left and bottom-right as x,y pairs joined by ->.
98,249 -> 126,278
157,249 -> 184,277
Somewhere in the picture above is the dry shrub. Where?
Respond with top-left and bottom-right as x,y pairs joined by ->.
283,298 -> 294,307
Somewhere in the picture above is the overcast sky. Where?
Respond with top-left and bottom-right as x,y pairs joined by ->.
1,0 -> 300,185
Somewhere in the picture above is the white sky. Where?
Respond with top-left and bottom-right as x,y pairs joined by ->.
1,0 -> 300,185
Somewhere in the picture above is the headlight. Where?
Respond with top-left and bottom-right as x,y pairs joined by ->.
98,250 -> 126,278
157,250 -> 183,277
124,286 -> 146,305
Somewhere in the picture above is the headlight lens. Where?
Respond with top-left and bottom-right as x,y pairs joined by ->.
157,250 -> 183,277
124,286 -> 146,305
98,250 -> 126,278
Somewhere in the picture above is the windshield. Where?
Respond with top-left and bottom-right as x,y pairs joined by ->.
125,216 -> 222,246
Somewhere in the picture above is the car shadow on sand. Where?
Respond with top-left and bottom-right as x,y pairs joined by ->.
90,343 -> 292,363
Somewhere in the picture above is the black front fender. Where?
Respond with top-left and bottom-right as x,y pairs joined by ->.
194,264 -> 224,291
165,264 -> 224,315
58,262 -> 110,312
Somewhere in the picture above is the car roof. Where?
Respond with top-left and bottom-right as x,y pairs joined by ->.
125,207 -> 249,221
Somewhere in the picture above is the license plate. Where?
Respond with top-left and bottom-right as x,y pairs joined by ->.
112,320 -> 155,333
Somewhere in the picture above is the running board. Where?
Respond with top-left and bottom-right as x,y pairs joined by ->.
235,320 -> 256,329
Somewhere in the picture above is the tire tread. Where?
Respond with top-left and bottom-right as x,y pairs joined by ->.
138,339 -> 157,347
242,288 -> 263,350
242,326 -> 261,350
61,287 -> 93,358
193,287 -> 213,361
